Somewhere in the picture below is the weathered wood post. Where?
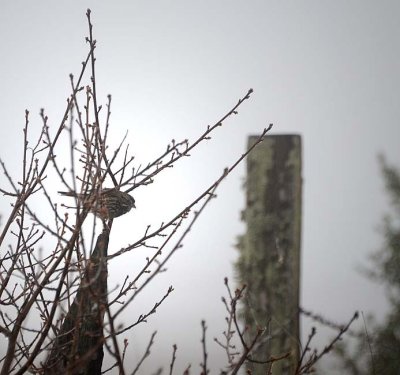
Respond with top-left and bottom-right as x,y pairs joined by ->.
237,134 -> 302,374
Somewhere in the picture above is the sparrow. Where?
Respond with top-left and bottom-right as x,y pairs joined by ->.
59,188 -> 136,220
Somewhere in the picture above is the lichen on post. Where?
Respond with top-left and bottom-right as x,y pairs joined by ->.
237,134 -> 302,374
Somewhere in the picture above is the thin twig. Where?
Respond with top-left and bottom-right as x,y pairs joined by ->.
131,331 -> 157,375
169,344 -> 177,375
200,320 -> 209,375
361,311 -> 375,375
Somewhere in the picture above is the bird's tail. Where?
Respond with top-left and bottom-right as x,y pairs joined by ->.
58,191 -> 77,197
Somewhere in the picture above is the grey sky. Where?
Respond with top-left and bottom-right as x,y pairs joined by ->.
1,1 -> 399,373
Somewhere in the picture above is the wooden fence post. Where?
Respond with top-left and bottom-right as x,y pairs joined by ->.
236,134 -> 302,374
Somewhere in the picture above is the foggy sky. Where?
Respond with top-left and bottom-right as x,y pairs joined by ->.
1,1 -> 399,373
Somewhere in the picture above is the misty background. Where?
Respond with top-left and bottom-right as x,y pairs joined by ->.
0,1 -> 399,373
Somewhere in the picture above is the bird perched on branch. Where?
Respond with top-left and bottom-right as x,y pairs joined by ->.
59,188 -> 136,220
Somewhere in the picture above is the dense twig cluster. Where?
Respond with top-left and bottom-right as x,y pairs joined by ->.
214,278 -> 291,374
0,9 -> 273,375
297,309 -> 359,374
0,9 -> 358,375
211,281 -> 359,374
